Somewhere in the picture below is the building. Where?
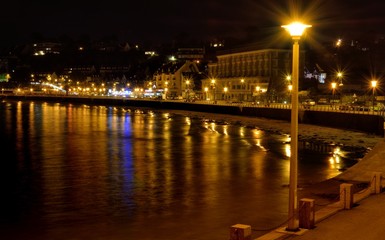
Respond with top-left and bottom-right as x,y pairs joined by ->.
176,48 -> 205,61
32,42 -> 62,55
152,61 -> 200,98
202,46 -> 305,103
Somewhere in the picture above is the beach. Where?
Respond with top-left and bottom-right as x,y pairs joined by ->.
168,110 -> 383,150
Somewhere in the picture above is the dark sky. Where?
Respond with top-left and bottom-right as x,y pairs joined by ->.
2,0 -> 385,47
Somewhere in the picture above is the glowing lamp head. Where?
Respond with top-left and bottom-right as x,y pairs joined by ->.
282,22 -> 312,37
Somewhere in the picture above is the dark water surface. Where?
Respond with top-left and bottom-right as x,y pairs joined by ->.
0,100 -> 358,240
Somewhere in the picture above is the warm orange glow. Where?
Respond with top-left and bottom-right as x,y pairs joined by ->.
286,75 -> 292,81
282,22 -> 312,37
371,80 -> 377,88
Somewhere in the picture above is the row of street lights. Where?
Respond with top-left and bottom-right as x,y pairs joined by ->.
203,82 -> 270,103
330,79 -> 378,106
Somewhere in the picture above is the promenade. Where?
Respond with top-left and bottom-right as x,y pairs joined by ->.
288,192 -> 385,240
250,139 -> 385,240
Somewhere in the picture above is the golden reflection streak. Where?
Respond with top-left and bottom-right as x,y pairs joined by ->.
185,116 -> 191,125
329,146 -> 342,170
223,125 -> 228,135
41,104 -> 113,217
285,144 -> 291,158
239,126 -> 245,137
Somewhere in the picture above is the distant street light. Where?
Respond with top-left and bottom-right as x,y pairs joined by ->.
240,79 -> 245,101
337,72 -> 343,86
286,75 -> 292,82
282,21 -> 311,232
288,84 -> 293,103
331,82 -> 337,105
255,85 -> 261,104
211,79 -> 216,103
186,80 -> 190,101
287,75 -> 292,103
371,80 -> 377,110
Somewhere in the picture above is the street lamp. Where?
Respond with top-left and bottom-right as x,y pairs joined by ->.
288,84 -> 293,103
286,75 -> 292,82
282,21 -> 311,232
255,85 -> 261,104
337,72 -> 343,86
224,87 -> 228,101
204,87 -> 209,101
240,79 -> 245,101
371,80 -> 377,110
186,80 -> 190,101
287,75 -> 292,103
211,79 -> 216,103
165,81 -> 169,99
331,82 -> 337,106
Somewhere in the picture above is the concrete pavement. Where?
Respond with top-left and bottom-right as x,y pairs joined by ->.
250,139 -> 385,240
286,192 -> 385,240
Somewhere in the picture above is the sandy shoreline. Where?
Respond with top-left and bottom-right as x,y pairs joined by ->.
166,109 -> 383,150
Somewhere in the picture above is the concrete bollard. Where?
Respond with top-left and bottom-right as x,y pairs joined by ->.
230,224 -> 251,240
340,183 -> 353,209
370,172 -> 382,194
299,198 -> 315,229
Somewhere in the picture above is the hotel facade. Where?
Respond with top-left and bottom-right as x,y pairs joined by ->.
202,47 -> 305,103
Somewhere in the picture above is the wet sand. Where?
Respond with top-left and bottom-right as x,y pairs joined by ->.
167,110 -> 382,150
165,109 -> 383,207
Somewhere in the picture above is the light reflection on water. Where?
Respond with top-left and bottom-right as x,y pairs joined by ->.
0,101 -> 359,240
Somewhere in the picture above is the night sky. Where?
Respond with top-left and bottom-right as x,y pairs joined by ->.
2,0 -> 385,47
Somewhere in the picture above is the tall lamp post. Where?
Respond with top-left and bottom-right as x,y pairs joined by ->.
371,80 -> 377,110
288,84 -> 293,104
255,85 -> 261,104
240,79 -> 245,101
185,80 -> 190,101
282,21 -> 311,232
337,72 -> 343,86
337,72 -> 343,103
331,82 -> 337,106
211,79 -> 216,103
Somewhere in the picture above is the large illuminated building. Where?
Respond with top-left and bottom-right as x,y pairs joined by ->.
202,46 -> 306,102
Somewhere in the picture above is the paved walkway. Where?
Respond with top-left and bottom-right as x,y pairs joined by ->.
286,192 -> 385,240
253,139 -> 385,240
